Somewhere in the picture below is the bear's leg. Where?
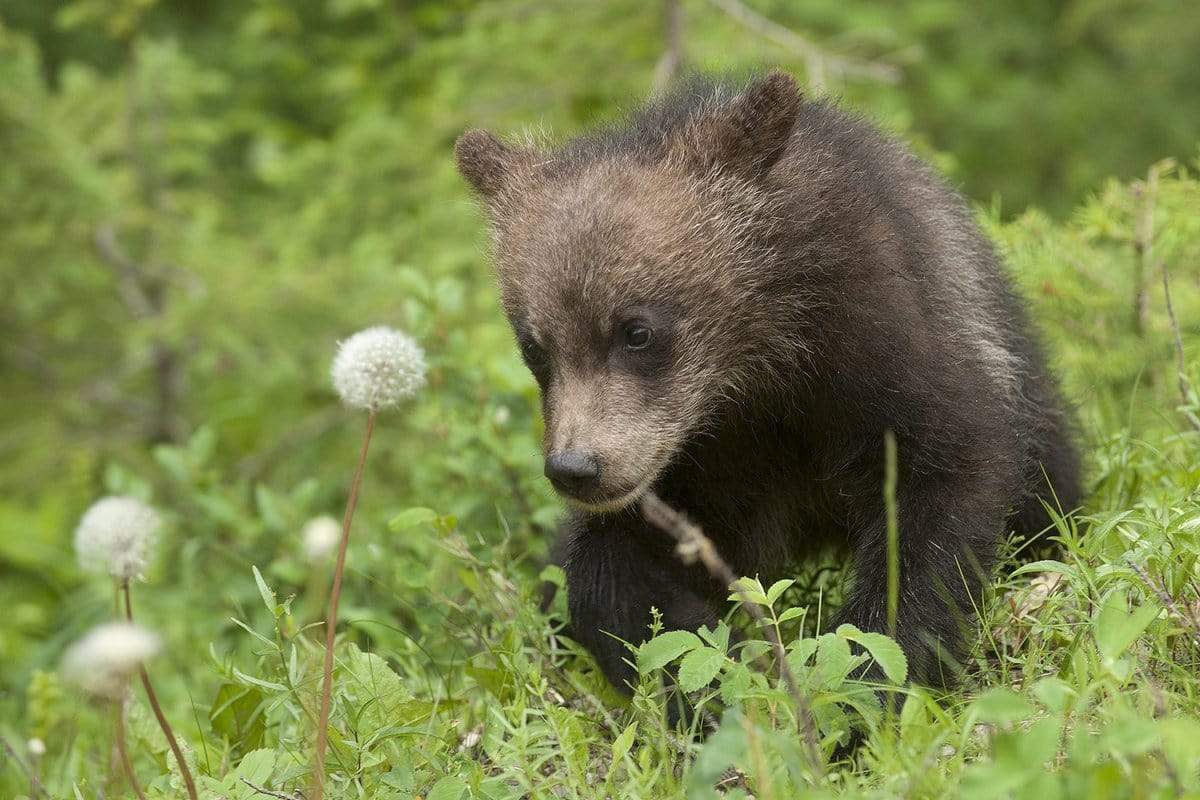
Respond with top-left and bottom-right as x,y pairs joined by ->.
837,473 -> 1006,686
557,509 -> 725,695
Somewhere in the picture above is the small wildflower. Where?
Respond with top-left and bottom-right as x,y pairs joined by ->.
27,737 -> 46,758
302,516 -> 341,562
62,623 -> 161,701
331,326 -> 426,410
74,496 -> 161,581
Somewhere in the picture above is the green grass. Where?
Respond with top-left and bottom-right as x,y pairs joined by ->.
2,164 -> 1199,799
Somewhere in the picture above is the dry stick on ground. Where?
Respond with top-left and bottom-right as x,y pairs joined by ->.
705,0 -> 899,92
114,703 -> 148,800
311,409 -> 378,800
640,491 -> 825,778
241,777 -> 305,800
121,581 -> 200,800
1161,262 -> 1200,432
1127,558 -> 1200,650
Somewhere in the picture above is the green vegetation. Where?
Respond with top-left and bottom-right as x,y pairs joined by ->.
2,1 -> 1198,798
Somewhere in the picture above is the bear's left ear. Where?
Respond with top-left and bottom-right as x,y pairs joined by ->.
678,70 -> 802,179
455,129 -> 537,211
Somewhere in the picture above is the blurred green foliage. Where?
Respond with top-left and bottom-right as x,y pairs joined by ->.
1,0 -> 1199,797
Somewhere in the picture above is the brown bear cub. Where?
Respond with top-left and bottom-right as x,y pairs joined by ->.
455,71 -> 1081,695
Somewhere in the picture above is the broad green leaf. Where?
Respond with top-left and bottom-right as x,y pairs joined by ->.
815,633 -> 853,688
234,749 -> 276,785
766,579 -> 795,606
1095,589 -> 1160,661
426,775 -> 467,800
1032,676 -> 1075,712
341,644 -> 415,732
638,630 -> 702,673
970,687 -> 1035,726
678,646 -> 725,692
836,624 -> 908,684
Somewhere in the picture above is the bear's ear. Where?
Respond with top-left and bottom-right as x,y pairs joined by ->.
679,70 -> 802,179
455,129 -> 535,207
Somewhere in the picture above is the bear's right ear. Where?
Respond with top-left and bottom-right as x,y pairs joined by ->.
678,71 -> 803,179
454,129 -> 534,207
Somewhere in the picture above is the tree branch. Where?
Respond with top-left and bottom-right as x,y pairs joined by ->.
706,0 -> 899,89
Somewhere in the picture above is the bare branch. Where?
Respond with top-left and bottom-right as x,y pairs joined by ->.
705,0 -> 900,89
640,491 -> 825,778
94,225 -> 155,319
241,778 -> 305,800
1161,261 -> 1200,432
651,0 -> 686,93
1127,558 -> 1200,650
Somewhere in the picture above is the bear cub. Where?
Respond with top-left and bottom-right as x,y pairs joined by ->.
455,71 -> 1081,693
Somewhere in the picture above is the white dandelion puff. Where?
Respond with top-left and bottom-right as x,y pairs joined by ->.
27,738 -> 46,758
74,496 -> 161,582
302,515 -> 342,562
331,326 -> 426,410
61,623 -> 161,701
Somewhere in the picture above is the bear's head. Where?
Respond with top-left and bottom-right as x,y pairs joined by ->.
456,72 -> 805,512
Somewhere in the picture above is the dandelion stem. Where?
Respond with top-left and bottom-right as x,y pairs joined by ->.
121,582 -> 199,800
884,430 -> 900,639
312,408 -> 378,800
114,702 -> 148,800
641,491 -> 825,779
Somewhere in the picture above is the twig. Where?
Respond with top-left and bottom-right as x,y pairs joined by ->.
241,777 -> 305,800
0,736 -> 49,799
640,491 -> 825,778
122,582 -> 200,800
1127,558 -> 1200,650
312,409 -> 378,800
1131,167 -> 1159,337
114,702 -> 148,800
651,0 -> 686,93
705,0 -> 899,90
1161,262 -> 1200,432
884,430 -> 900,639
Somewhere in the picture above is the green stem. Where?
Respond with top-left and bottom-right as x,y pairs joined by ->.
312,409 -> 377,800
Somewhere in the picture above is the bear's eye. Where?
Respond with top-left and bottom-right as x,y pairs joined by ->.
518,334 -> 550,381
623,322 -> 653,351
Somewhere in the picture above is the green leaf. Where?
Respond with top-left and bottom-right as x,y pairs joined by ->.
210,684 -> 265,753
836,624 -> 908,684
638,630 -> 702,674
815,633 -> 854,688
1095,589 -> 1160,661
388,507 -> 438,531
678,646 -> 725,692
251,565 -> 278,618
611,721 -> 637,764
776,607 -> 806,624
1031,676 -> 1075,712
426,775 -> 467,800
765,579 -> 795,606
970,687 -> 1035,726
234,749 -> 276,785
341,644 -> 415,733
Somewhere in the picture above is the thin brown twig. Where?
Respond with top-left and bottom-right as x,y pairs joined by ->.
311,409 -> 378,800
114,702 -> 148,800
122,582 -> 200,800
0,736 -> 49,799
1161,261 -> 1200,432
241,777 -> 305,800
640,491 -> 825,778
1127,558 -> 1200,650
651,0 -> 686,93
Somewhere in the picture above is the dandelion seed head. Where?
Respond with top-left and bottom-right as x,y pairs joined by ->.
74,496 -> 161,581
302,515 -> 341,562
331,326 -> 426,410
27,738 -> 45,757
61,623 -> 161,701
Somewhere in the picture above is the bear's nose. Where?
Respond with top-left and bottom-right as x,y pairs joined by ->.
544,450 -> 601,497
